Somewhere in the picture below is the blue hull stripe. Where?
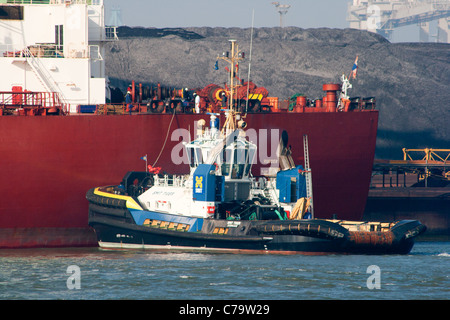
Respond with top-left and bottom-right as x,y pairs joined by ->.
129,209 -> 203,232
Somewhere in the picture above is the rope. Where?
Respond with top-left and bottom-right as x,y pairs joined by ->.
152,109 -> 176,167
290,198 -> 310,220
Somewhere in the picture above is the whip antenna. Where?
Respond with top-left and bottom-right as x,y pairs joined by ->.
245,9 -> 255,115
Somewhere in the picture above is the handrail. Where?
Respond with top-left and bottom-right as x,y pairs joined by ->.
3,1 -> 103,5
22,47 -> 68,109
403,148 -> 450,163
1,44 -> 94,60
0,91 -> 67,113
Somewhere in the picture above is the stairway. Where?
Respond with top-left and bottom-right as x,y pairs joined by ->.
23,48 -> 68,109
303,134 -> 314,218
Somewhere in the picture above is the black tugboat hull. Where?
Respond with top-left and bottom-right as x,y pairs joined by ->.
87,188 -> 426,254
89,216 -> 343,254
88,215 -> 425,255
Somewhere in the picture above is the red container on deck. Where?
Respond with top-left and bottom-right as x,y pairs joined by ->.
323,84 -> 340,112
12,86 -> 23,105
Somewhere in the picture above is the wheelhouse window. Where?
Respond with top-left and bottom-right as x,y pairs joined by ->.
188,146 -> 203,168
220,147 -> 232,176
55,25 -> 63,51
231,144 -> 247,179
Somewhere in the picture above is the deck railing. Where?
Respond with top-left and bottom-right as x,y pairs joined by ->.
0,90 -> 67,115
1,44 -> 104,60
3,0 -> 103,5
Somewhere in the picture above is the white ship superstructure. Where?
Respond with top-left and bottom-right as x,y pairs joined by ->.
0,0 -> 117,112
348,0 -> 450,43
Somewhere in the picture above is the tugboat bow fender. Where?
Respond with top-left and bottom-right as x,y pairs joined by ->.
253,220 -> 349,240
391,220 -> 427,240
343,220 -> 427,254
86,187 -> 143,210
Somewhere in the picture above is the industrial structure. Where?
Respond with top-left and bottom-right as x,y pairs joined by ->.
108,5 -> 124,27
347,0 -> 450,43
272,2 -> 291,27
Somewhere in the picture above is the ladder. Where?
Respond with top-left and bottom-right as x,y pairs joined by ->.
264,179 -> 280,207
23,48 -> 68,109
303,134 -> 314,218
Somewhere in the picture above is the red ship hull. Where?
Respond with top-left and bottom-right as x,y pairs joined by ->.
0,111 -> 378,248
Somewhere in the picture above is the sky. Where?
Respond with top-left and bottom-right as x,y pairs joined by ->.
103,0 -> 421,42
104,0 -> 349,29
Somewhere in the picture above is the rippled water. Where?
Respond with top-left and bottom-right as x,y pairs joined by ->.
0,242 -> 448,300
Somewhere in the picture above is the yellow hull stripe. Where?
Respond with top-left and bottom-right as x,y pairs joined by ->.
94,187 -> 143,210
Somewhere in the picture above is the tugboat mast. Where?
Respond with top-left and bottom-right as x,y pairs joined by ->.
217,40 -> 245,134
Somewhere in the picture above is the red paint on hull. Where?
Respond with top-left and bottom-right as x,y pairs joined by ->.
0,111 -> 378,248
0,228 -> 97,248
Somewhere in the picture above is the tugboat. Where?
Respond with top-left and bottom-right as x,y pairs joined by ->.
87,41 -> 425,254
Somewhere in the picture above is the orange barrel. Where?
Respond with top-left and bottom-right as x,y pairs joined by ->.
297,95 -> 307,107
